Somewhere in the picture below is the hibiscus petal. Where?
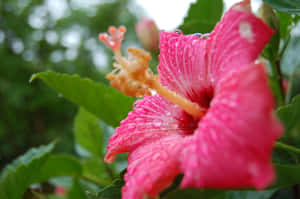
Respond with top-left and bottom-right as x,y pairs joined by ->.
180,63 -> 283,189
207,0 -> 274,83
122,135 -> 182,199
105,94 -> 198,163
158,31 -> 210,103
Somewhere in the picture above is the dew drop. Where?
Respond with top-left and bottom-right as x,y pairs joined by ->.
152,119 -> 162,128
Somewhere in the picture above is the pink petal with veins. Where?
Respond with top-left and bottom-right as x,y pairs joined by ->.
180,64 -> 282,189
207,3 -> 274,83
122,135 -> 182,199
158,32 -> 211,105
105,95 -> 198,163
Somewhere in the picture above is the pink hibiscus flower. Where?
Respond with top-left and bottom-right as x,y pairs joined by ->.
99,1 -> 283,199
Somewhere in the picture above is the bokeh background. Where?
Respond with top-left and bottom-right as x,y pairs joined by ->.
0,0 -> 139,170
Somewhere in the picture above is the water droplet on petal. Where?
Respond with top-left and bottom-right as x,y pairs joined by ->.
152,119 -> 162,128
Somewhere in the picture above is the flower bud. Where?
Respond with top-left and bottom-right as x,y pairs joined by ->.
258,3 -> 280,61
283,79 -> 289,94
55,186 -> 67,196
258,3 -> 279,30
135,18 -> 159,51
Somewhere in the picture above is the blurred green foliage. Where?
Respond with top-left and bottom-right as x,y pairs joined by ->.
0,0 -> 139,168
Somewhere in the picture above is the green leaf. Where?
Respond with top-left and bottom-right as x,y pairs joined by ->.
95,178 -> 124,199
271,188 -> 294,199
273,146 -> 299,165
276,11 -> 293,40
34,154 -> 83,183
281,36 -> 300,75
165,188 -> 224,199
179,21 -> 216,35
31,191 -> 52,199
48,195 -> 67,199
74,108 -> 104,157
165,189 -> 275,199
67,179 -> 89,199
264,0 -> 300,14
82,158 -> 112,186
286,67 -> 300,103
0,143 -> 55,199
215,190 -> 276,199
30,71 -> 135,127
277,95 -> 300,135
179,0 -> 223,34
273,164 -> 300,188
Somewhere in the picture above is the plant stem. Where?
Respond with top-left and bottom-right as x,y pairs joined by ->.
270,60 -> 285,106
275,59 -> 285,101
275,142 -> 300,155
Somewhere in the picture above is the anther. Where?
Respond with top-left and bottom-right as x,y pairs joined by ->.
119,26 -> 127,33
99,25 -> 127,52
98,33 -> 108,41
108,26 -> 117,34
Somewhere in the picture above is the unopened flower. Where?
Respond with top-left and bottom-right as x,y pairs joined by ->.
135,18 -> 159,51
258,3 -> 279,30
99,1 -> 283,199
55,186 -> 67,196
283,79 -> 289,94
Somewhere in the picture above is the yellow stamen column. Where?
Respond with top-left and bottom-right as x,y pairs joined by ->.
150,81 -> 205,118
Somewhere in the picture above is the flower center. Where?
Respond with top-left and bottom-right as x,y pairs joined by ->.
99,26 -> 207,119
189,87 -> 214,109
178,112 -> 200,136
